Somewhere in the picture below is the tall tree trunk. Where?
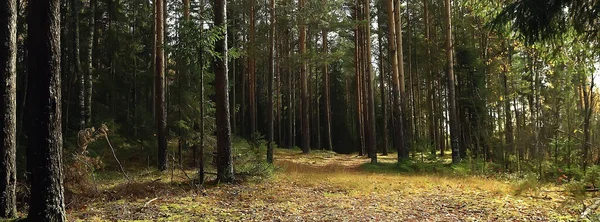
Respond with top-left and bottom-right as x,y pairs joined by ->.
445,0 -> 459,163
322,29 -> 333,151
503,41 -> 513,170
364,0 -> 377,163
423,0 -> 436,155
85,0 -> 94,126
155,0 -> 167,171
26,0 -> 66,218
377,1 -> 388,156
214,0 -> 234,182
394,0 -> 409,158
72,0 -> 84,129
198,21 -> 205,184
267,0 -> 275,163
582,77 -> 594,170
386,0 -> 403,160
0,0 -> 17,216
299,0 -> 310,153
353,4 -> 365,156
248,0 -> 256,136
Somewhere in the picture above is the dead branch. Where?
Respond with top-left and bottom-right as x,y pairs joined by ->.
582,197 -> 600,219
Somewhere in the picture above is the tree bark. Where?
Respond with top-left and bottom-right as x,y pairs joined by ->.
386,0 -> 404,160
72,0 -> 85,129
444,0 -> 460,163
26,0 -> 67,218
155,0 -> 167,171
214,0 -> 234,182
376,1 -> 388,156
299,0 -> 310,154
353,4 -> 365,156
322,29 -> 333,151
248,0 -> 256,136
394,0 -> 409,158
0,0 -> 17,216
364,0 -> 377,163
267,0 -> 275,163
85,0 -> 94,126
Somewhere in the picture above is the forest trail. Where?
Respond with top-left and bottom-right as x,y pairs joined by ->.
71,149 -> 579,221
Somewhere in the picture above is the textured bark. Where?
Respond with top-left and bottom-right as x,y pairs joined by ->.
26,0 -> 66,218
155,0 -> 167,171
423,0 -> 436,155
322,29 -> 333,151
299,0 -> 310,154
0,0 -> 17,216
353,5 -> 365,156
85,0 -> 95,126
364,0 -> 377,163
445,0 -> 460,163
503,42 -> 514,169
386,0 -> 404,160
376,2 -> 388,156
267,0 -> 275,163
394,0 -> 409,158
198,25 -> 205,184
72,0 -> 85,129
248,0 -> 256,135
214,0 -> 234,182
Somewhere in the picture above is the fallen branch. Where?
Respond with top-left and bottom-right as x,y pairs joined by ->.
104,134 -> 132,183
541,188 -> 600,193
143,197 -> 159,208
582,197 -> 600,219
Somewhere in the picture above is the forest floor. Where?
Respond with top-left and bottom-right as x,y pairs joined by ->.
65,148 -> 587,221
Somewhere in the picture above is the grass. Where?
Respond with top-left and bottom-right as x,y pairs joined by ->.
13,145 -> 589,221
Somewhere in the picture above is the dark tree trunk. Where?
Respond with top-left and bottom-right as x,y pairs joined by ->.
26,0 -> 66,218
267,0 -> 275,163
376,2 -> 388,156
155,0 -> 167,171
364,0 -> 377,163
248,0 -> 256,136
72,0 -> 85,129
85,0 -> 94,126
445,0 -> 460,163
214,0 -> 234,182
299,0 -> 310,154
0,0 -> 17,216
322,29 -> 333,151
386,0 -> 404,161
354,4 -> 365,156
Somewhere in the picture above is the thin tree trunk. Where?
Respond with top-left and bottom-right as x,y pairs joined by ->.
299,0 -> 310,153
85,0 -> 94,126
248,0 -> 256,136
26,0 -> 66,218
353,4 -> 365,156
322,29 -> 333,151
364,0 -> 377,163
377,2 -> 388,156
155,0 -> 167,171
267,0 -> 275,163
0,0 -> 17,216
445,0 -> 460,163
72,0 -> 85,129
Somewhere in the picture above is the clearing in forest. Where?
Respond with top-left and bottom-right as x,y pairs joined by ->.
69,149 -> 582,221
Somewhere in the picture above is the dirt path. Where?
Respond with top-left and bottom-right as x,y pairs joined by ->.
71,150 -> 579,221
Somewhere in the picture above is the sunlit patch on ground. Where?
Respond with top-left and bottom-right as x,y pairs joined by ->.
68,148 -> 581,221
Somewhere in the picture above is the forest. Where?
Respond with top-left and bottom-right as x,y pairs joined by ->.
1,0 -> 600,220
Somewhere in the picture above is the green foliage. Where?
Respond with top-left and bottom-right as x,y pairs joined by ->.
231,139 -> 275,182
512,175 -> 540,196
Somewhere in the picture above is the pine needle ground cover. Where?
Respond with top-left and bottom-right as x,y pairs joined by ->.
67,149 -> 582,221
